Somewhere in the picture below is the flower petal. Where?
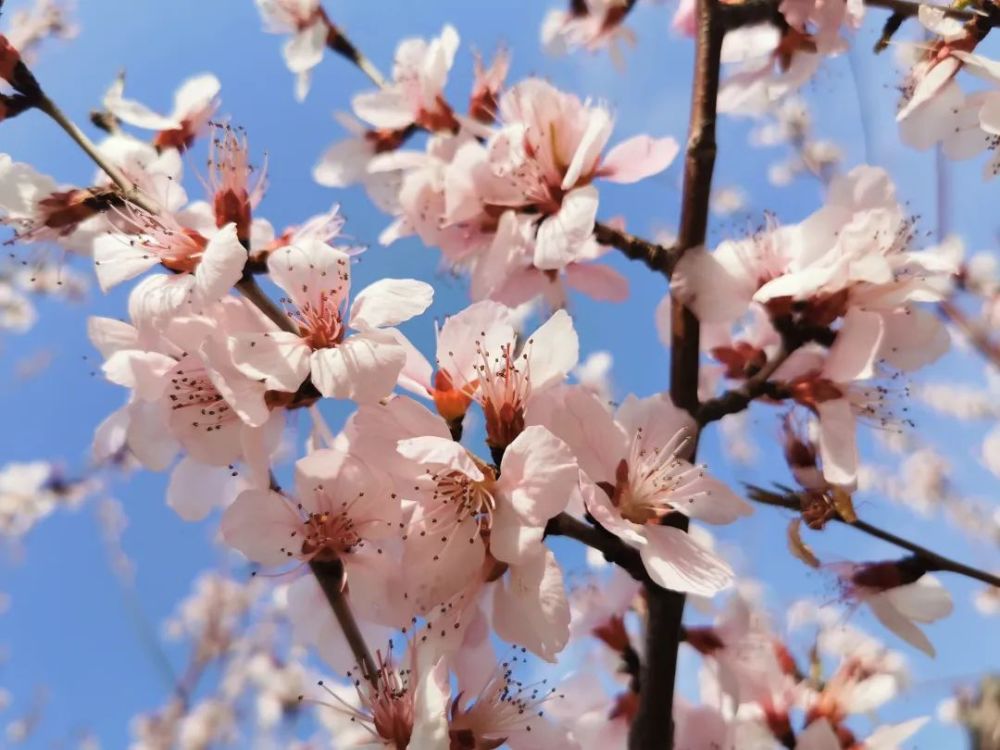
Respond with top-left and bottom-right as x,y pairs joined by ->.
523,309 -> 579,391
167,457 -> 239,522
193,223 -> 247,304
533,186 -> 599,271
229,331 -> 312,393
92,234 -> 161,292
817,399 -> 858,486
599,135 -> 679,184
349,278 -> 434,331
491,549 -> 570,662
309,331 -> 406,402
220,488 -> 302,566
397,436 -> 483,480
639,524 -> 734,596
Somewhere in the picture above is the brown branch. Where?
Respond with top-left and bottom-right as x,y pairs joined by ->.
310,559 -> 381,684
546,512 -> 652,584
319,9 -> 386,88
863,0 -> 986,22
747,486 -> 1000,588
594,221 -> 677,277
627,0 -> 726,747
696,343 -> 790,425
235,273 -> 297,334
35,95 -> 161,215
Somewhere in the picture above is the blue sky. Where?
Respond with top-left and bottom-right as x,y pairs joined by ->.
1,0 -> 997,746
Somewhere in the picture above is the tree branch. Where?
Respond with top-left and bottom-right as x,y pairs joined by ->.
36,95 -> 161,215
696,343 -> 790,425
746,486 -> 1000,588
546,512 -> 651,584
309,559 -> 381,685
594,221 -> 677,277
235,273 -> 297,334
319,8 -> 386,88
628,0 -> 726,746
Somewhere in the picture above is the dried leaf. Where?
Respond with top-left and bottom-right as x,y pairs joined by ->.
787,518 -> 821,569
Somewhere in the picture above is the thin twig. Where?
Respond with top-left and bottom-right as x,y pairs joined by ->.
320,10 -> 386,88
593,221 -> 676,277
747,486 -> 1000,588
235,273 -> 297,334
309,559 -> 380,684
864,0 -> 985,22
546,512 -> 652,584
696,343 -> 790,425
35,96 -> 160,215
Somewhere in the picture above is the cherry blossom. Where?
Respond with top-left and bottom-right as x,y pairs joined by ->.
89,299 -> 284,520
397,299 -> 516,428
541,0 -> 637,67
229,240 -> 432,402
835,560 -> 954,656
352,25 -> 461,133
775,307 -> 890,486
481,78 -> 678,270
530,385 -> 751,595
221,445 -> 401,623
255,0 -> 332,101
102,73 -> 220,152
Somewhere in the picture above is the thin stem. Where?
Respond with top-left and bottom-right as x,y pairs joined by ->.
593,221 -> 676,277
546,512 -> 651,584
35,95 -> 160,215
696,343 -> 790,425
41,97 -> 300,339
309,559 -> 380,684
322,13 -> 387,88
747,487 -> 1000,588
235,273 -> 297,334
864,0 -> 985,22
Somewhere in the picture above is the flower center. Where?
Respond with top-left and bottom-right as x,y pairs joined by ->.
300,509 -> 362,562
293,290 -> 346,350
610,427 -> 703,525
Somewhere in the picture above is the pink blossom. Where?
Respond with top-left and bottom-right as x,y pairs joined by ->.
92,217 -> 246,317
447,659 -> 577,749
397,299 -> 516,426
102,73 -> 220,152
473,307 -> 579,453
313,647 -> 451,748
229,240 -> 433,402
675,166 -> 954,372
468,48 -> 509,125
672,0 -> 696,37
541,0 -> 637,67
255,0 -> 331,101
3,0 -> 76,64
221,446 -> 401,624
481,78 -> 678,269
530,386 -> 751,595
346,395 -> 578,660
352,25 -> 461,133
89,299 -> 284,520
469,211 -> 629,307
835,561 -> 953,656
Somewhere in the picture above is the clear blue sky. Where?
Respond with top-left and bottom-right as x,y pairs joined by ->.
1,0 -> 996,746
